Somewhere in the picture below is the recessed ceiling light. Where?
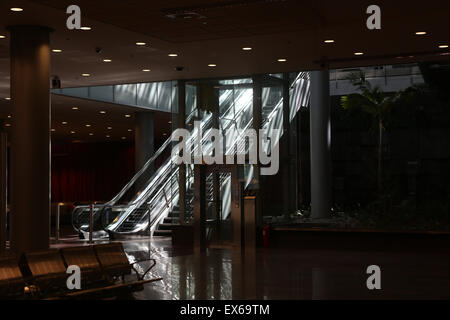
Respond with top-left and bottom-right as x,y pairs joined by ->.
163,133 -> 167,136
72,106 -> 79,110
415,31 -> 427,35
168,53 -> 178,57
5,123 -> 11,127
51,129 -> 56,132
99,110 -> 106,114
277,58 -> 287,62
5,97 -> 11,101
103,59 -> 112,63
106,135 -> 111,138
439,45 -> 449,49
52,49 -> 63,53
80,27 -> 91,31
168,121 -> 172,124
142,69 -> 151,72
62,121 -> 68,125
10,8 -> 23,12
136,42 -> 146,46
7,115 -> 11,119
324,39 -> 335,43
208,64 -> 217,67
107,127 -> 112,130
89,133 -> 94,136
125,114 -> 131,118
85,124 -> 91,127
354,52 -> 364,56
242,47 -> 252,51
121,137 -> 126,140
81,73 -> 90,77
0,35 -> 5,39
127,129 -> 132,132
70,131 -> 76,134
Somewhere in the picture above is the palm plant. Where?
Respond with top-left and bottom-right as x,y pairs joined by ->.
341,71 -> 403,194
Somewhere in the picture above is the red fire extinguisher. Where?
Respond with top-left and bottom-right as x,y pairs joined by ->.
263,225 -> 270,247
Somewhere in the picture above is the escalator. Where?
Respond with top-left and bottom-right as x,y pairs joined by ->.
72,72 -> 310,239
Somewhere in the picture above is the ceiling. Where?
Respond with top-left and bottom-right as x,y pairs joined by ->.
0,0 -> 449,142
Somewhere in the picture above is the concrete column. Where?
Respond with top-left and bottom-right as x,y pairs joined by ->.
177,80 -> 186,224
9,26 -> 52,253
310,70 -> 331,219
134,111 -> 155,172
282,73 -> 291,217
251,75 -> 263,233
0,132 -> 7,255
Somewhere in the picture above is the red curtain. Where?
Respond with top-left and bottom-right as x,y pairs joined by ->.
51,142 -> 135,203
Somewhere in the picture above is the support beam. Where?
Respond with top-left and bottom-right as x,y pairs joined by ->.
251,75 -> 263,233
0,133 -> 7,255
9,26 -> 52,253
135,112 -> 155,172
177,80 -> 186,224
282,73 -> 291,217
193,165 -> 206,252
310,70 -> 332,219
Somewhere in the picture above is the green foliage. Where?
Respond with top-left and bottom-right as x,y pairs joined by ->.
340,71 -> 403,131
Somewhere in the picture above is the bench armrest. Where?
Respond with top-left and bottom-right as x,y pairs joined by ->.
130,259 -> 157,281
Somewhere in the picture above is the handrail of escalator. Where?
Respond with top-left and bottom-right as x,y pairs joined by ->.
104,107 -> 205,207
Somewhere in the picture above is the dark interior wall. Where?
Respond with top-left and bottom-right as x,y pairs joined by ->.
51,142 -> 135,203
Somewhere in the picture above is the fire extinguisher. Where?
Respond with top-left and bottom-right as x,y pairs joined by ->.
263,225 -> 270,247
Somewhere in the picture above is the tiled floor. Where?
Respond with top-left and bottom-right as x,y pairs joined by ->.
113,238 -> 450,300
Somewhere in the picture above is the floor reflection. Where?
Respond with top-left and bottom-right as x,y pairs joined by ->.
121,239 -> 450,300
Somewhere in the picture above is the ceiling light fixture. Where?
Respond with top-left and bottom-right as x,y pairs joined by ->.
85,124 -> 91,127
5,124 -> 11,127
142,69 -> 151,72
81,73 -> 90,77
99,110 -> 106,114
324,39 -> 335,43
51,129 -> 56,132
277,58 -> 287,62
72,107 -> 79,110
5,97 -> 11,101
208,64 -> 217,67
80,27 -> 91,31
121,137 -> 126,140
107,127 -> 112,130
62,121 -> 68,125
125,114 -> 131,118
106,135 -> 111,138
168,53 -> 178,57
415,31 -> 427,35
70,131 -> 76,134
439,45 -> 449,49
354,52 -> 364,56
136,42 -> 146,46
103,59 -> 112,62
242,47 -> 252,51
10,8 -> 23,12
52,49 -> 63,53
0,35 -> 5,39
127,129 -> 132,132
89,133 -> 94,136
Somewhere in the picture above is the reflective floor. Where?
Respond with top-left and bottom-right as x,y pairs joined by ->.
122,238 -> 450,300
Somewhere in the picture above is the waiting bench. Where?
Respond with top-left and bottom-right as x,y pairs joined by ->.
0,242 -> 162,299
0,256 -> 26,299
